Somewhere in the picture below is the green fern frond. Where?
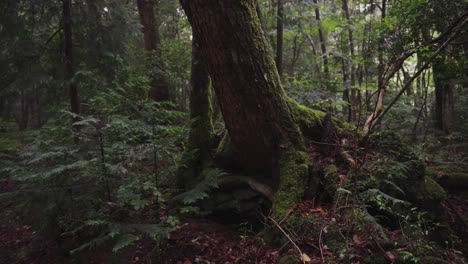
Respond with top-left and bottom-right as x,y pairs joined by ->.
112,233 -> 140,252
173,169 -> 224,205
365,189 -> 410,206
22,160 -> 90,181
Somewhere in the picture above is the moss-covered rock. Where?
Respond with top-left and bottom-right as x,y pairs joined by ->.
364,131 -> 446,214
412,177 -> 447,212
426,164 -> 468,196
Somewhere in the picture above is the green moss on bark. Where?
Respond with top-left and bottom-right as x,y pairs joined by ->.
271,149 -> 309,218
286,97 -> 325,139
176,53 -> 214,189
323,164 -> 339,199
286,97 -> 354,139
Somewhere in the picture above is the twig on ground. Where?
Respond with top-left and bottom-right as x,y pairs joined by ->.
318,224 -> 326,263
269,216 -> 306,264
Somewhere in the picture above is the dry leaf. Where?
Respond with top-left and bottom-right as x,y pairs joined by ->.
301,253 -> 312,262
385,251 -> 396,261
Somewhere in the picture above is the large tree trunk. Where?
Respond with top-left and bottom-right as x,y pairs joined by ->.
180,0 -> 321,217
137,0 -> 170,102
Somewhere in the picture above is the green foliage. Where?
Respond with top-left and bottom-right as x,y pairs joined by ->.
1,0 -> 467,261
172,168 -> 224,209
360,131 -> 446,216
6,93 -> 187,255
69,220 -> 176,254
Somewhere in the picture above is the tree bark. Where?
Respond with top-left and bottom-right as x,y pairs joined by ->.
342,0 -> 355,87
433,58 -> 455,134
342,0 -> 361,122
180,0 -> 320,217
376,0 -> 386,102
276,0 -> 284,79
177,35 -> 215,189
137,0 -> 170,102
63,0 -> 80,117
313,0 -> 330,80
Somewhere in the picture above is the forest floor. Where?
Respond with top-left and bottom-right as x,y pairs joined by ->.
0,177 -> 64,264
1,130 -> 468,263
2,171 -> 468,263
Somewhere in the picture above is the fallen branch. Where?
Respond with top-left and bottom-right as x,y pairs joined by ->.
318,224 -> 326,263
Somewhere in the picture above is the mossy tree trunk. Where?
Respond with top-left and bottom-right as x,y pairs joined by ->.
177,35 -> 215,190
180,0 -> 320,217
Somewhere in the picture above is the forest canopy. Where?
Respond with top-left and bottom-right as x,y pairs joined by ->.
0,0 -> 467,263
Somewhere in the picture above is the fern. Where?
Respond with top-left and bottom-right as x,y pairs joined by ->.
364,188 -> 409,206
112,234 -> 140,252
22,160 -> 90,181
69,220 -> 175,254
172,169 -> 224,205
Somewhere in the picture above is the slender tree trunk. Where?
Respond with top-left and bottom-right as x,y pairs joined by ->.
137,0 -> 170,101
296,5 -> 322,83
289,34 -> 304,76
63,0 -> 80,117
433,57 -> 455,134
18,89 -> 29,130
412,71 -> 428,138
415,69 -> 422,107
342,0 -> 355,87
306,35 -> 323,84
276,0 -> 284,79
313,0 -> 330,80
362,0 -> 388,133
377,0 -> 386,91
445,80 -> 455,133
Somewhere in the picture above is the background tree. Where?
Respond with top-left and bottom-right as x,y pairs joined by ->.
63,0 -> 80,119
137,0 -> 170,101
276,0 -> 284,79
